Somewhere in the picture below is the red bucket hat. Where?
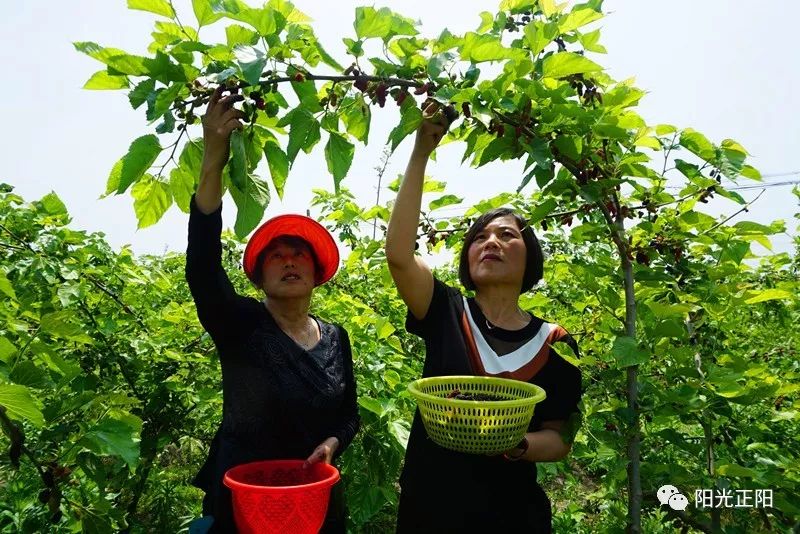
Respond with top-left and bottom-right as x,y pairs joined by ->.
243,214 -> 339,286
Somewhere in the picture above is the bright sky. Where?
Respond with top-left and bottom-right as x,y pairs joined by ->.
2,1 -> 798,258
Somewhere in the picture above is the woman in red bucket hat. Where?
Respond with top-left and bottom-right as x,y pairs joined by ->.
185,85 -> 359,534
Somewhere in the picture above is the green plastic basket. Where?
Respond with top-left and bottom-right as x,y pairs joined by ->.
407,375 -> 547,455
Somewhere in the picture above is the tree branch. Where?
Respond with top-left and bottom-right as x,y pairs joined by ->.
265,73 -> 424,89
706,189 -> 766,233
85,275 -> 147,330
77,300 -> 143,400
0,222 -> 36,253
154,127 -> 187,180
0,241 -> 25,251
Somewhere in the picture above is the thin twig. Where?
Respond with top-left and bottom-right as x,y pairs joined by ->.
373,146 -> 392,240
595,199 -> 628,258
247,73 -> 424,89
662,133 -> 678,176
0,241 -> 25,251
85,275 -> 147,329
0,223 -> 36,253
168,1 -> 195,42
706,189 -> 766,233
11,326 -> 40,371
78,300 -> 143,400
154,127 -> 187,180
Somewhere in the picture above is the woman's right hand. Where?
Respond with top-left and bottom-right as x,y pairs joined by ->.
411,101 -> 452,160
201,86 -> 247,172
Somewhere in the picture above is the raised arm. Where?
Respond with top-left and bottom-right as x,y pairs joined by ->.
385,104 -> 449,320
185,87 -> 248,346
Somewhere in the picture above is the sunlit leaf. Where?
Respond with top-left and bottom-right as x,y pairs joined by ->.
0,384 -> 44,427
324,133 -> 355,192
542,52 -> 603,78
388,102 -> 422,152
558,8 -> 602,34
263,136 -> 289,199
105,135 -> 162,195
744,289 -> 794,304
83,70 -> 130,90
127,0 -> 175,18
131,176 -> 173,228
229,173 -> 270,237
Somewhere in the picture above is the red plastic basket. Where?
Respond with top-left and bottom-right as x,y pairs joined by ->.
223,459 -> 340,534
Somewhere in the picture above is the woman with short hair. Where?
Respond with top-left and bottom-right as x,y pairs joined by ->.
186,86 -> 359,533
386,104 -> 582,533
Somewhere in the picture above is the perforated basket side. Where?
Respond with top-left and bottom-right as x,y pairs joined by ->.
408,376 -> 547,454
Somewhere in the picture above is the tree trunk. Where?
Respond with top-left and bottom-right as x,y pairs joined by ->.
622,254 -> 642,534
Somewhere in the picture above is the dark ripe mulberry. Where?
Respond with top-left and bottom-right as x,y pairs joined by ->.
447,389 -> 503,401
495,124 -> 505,137
635,251 -> 650,266
442,105 -> 458,124
354,77 -> 368,92
462,102 -> 471,118
375,84 -> 388,107
414,82 -> 429,95
394,90 -> 408,106
255,98 -> 266,110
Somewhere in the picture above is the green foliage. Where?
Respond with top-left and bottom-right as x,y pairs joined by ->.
4,0 -> 787,531
2,165 -> 799,532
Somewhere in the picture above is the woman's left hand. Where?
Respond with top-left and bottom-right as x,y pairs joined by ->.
303,437 -> 340,468
501,436 -> 530,461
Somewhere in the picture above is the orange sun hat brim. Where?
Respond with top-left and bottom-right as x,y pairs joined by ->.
243,214 -> 339,286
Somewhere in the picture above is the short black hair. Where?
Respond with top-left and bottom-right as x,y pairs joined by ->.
251,235 -> 322,287
458,208 -> 544,294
